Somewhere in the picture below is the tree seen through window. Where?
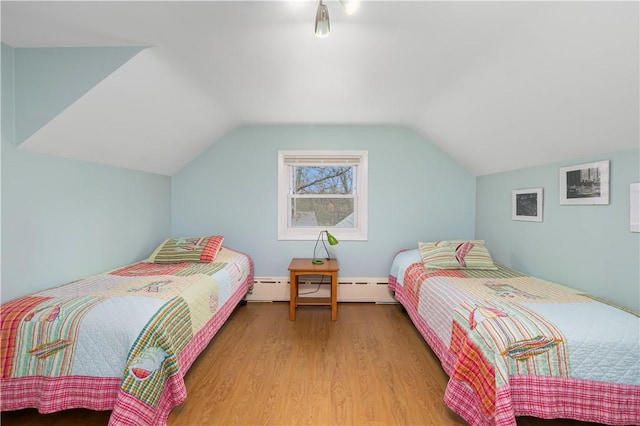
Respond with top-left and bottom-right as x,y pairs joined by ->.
291,166 -> 355,227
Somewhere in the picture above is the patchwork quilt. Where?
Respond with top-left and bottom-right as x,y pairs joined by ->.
388,249 -> 640,426
1,247 -> 254,426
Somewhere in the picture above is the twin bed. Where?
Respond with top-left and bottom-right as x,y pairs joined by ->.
1,236 -> 254,426
389,240 -> 639,426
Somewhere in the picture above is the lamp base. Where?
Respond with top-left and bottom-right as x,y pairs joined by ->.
312,259 -> 325,265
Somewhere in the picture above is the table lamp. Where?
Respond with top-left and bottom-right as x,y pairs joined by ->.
312,230 -> 339,264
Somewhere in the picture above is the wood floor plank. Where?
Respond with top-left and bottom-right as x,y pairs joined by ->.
1,302 -> 604,426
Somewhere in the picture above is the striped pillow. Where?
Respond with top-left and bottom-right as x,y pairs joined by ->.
464,241 -> 498,269
418,241 -> 461,269
454,241 -> 498,270
148,236 -> 224,264
455,241 -> 475,267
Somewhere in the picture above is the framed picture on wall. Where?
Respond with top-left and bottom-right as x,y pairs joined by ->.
559,160 -> 610,205
512,188 -> 543,222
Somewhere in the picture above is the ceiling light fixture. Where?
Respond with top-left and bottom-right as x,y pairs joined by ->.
339,0 -> 361,16
315,0 -> 330,38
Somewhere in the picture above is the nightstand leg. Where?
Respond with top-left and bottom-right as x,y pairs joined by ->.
331,271 -> 337,321
290,272 -> 296,321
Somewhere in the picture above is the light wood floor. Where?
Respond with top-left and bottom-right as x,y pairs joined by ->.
2,302 -> 603,426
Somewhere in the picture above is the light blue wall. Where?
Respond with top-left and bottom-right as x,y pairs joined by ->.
1,139 -> 172,303
476,148 -> 640,311
2,44 -> 15,144
1,44 -> 14,288
171,125 -> 477,278
1,44 -> 171,304
4,41 -> 637,311
13,45 -> 144,145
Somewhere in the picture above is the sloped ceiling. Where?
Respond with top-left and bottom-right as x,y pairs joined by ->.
2,1 -> 638,176
12,46 -> 146,144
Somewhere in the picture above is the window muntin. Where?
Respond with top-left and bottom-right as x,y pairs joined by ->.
278,151 -> 368,240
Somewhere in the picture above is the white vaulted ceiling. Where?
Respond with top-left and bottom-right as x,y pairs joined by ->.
2,1 -> 638,176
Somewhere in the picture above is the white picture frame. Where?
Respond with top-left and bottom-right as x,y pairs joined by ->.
559,160 -> 610,205
631,183 -> 640,233
512,188 -> 543,222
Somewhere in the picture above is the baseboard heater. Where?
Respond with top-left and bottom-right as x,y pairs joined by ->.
246,276 -> 397,304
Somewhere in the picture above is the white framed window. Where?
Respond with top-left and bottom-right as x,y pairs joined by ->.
278,150 -> 368,241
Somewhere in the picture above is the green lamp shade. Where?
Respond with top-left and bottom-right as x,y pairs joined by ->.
326,231 -> 339,246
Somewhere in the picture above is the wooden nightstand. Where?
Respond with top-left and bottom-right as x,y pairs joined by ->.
288,258 -> 339,321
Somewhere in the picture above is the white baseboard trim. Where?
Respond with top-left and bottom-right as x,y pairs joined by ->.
246,276 -> 397,304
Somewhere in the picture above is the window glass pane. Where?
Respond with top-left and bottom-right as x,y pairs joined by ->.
292,166 -> 353,195
290,198 -> 355,227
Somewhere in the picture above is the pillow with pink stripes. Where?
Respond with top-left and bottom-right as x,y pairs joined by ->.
452,240 -> 497,270
418,241 -> 461,269
419,240 -> 498,270
148,236 -> 224,263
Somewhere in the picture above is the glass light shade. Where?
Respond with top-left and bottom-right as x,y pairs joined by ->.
339,0 -> 361,15
315,2 -> 330,38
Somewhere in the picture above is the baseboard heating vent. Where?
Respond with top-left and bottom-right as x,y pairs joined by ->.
246,276 -> 396,303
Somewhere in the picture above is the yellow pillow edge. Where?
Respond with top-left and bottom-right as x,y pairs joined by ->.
147,238 -> 172,262
418,240 -> 487,247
